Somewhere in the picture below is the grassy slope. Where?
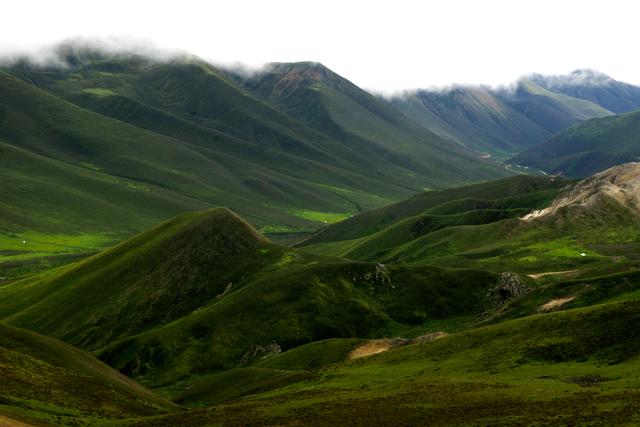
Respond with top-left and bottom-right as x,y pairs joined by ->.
0,208 -> 499,387
300,174 -> 640,273
116,298 -> 640,426
0,323 -> 176,425
510,110 -> 640,177
0,138 -> 209,278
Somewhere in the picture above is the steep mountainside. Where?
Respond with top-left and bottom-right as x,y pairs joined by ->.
392,71 -> 640,154
521,162 -> 640,221
510,110 -> 640,177
235,62 -> 500,184
392,86 -> 553,153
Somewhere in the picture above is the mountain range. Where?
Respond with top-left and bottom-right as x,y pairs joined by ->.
391,69 -> 640,156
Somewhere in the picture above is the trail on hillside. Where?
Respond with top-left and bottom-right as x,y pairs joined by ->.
527,270 -> 580,280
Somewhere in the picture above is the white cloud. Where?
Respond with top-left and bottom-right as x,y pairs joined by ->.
2,0 -> 639,93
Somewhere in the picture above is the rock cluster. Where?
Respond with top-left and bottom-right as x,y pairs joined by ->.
487,272 -> 529,305
240,342 -> 282,362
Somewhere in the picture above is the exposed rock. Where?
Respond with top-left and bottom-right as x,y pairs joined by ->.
487,272 -> 529,305
521,162 -> 640,221
358,263 -> 393,292
240,342 -> 282,362
410,331 -> 448,344
216,282 -> 233,299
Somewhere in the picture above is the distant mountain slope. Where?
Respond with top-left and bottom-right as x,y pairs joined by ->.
0,323 -> 175,425
235,62 -> 501,184
0,208 -> 499,385
510,110 -> 640,177
530,69 -> 640,113
392,86 -> 553,153
392,70 -> 640,154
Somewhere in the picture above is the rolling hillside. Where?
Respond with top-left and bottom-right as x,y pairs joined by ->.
300,165 -> 640,272
0,208 -> 499,386
510,110 -> 640,177
118,297 -> 640,425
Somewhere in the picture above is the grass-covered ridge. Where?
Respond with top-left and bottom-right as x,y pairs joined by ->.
0,207 -> 500,387
0,323 -> 176,425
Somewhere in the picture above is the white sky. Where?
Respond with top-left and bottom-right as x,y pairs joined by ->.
2,0 -> 639,93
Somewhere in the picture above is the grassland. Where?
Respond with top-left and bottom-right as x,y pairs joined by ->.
99,297 -> 640,426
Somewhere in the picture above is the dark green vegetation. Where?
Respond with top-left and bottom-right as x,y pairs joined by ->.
0,323 -> 175,425
2,163 -> 640,425
111,298 -> 640,426
392,70 -> 640,156
511,109 -> 640,177
0,208 -> 500,387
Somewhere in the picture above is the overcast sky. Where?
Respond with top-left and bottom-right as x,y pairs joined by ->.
3,0 -> 639,93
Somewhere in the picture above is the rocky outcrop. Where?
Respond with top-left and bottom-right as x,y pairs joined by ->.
355,264 -> 394,292
487,272 -> 529,305
240,342 -> 282,362
410,331 -> 448,344
521,162 -> 640,221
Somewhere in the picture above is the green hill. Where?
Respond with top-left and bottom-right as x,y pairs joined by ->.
0,208 -> 499,386
299,168 -> 640,273
0,323 -> 176,425
237,62 -> 502,185
510,110 -> 640,177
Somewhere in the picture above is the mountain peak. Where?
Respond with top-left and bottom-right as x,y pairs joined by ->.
529,69 -> 615,89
